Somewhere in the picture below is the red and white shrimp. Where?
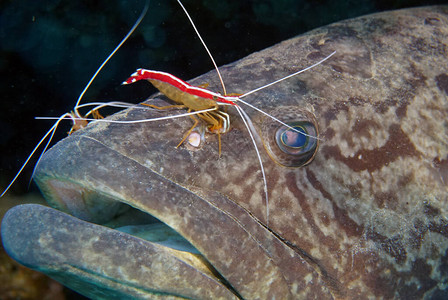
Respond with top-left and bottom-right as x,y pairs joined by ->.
120,0 -> 336,225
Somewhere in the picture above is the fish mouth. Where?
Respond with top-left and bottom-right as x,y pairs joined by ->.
2,173 -> 243,299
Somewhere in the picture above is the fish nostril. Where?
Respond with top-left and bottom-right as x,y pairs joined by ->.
187,131 -> 202,147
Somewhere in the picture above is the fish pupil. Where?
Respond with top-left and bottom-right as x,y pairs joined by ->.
280,126 -> 307,148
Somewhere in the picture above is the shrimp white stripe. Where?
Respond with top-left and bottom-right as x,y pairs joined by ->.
136,70 -> 235,102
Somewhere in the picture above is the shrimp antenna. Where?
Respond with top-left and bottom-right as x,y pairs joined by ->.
240,51 -> 336,99
0,113 -> 73,198
237,98 -> 323,141
175,0 -> 227,96
1,1 -> 150,198
73,0 -> 150,117
235,105 -> 270,225
234,52 -> 337,142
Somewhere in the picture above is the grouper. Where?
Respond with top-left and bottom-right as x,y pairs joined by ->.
2,6 -> 448,299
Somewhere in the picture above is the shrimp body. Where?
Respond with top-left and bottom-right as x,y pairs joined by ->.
123,69 -> 238,136
124,69 -> 237,107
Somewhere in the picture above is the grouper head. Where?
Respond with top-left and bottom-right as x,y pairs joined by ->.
2,6 -> 447,299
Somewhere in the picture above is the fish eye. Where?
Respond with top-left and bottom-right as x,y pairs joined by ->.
261,107 -> 319,167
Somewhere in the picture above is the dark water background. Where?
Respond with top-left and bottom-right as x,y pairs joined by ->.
0,0 -> 446,195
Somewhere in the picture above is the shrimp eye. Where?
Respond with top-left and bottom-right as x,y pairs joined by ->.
261,107 -> 319,167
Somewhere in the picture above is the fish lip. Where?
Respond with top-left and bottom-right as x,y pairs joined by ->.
34,175 -> 203,255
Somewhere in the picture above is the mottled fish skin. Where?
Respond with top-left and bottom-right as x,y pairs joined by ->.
2,6 -> 448,299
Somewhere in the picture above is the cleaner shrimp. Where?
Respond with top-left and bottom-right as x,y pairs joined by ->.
121,0 -> 336,225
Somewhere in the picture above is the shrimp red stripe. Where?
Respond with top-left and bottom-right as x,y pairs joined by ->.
123,69 -> 238,106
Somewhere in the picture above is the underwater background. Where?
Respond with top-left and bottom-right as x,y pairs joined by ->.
0,0 -> 446,298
